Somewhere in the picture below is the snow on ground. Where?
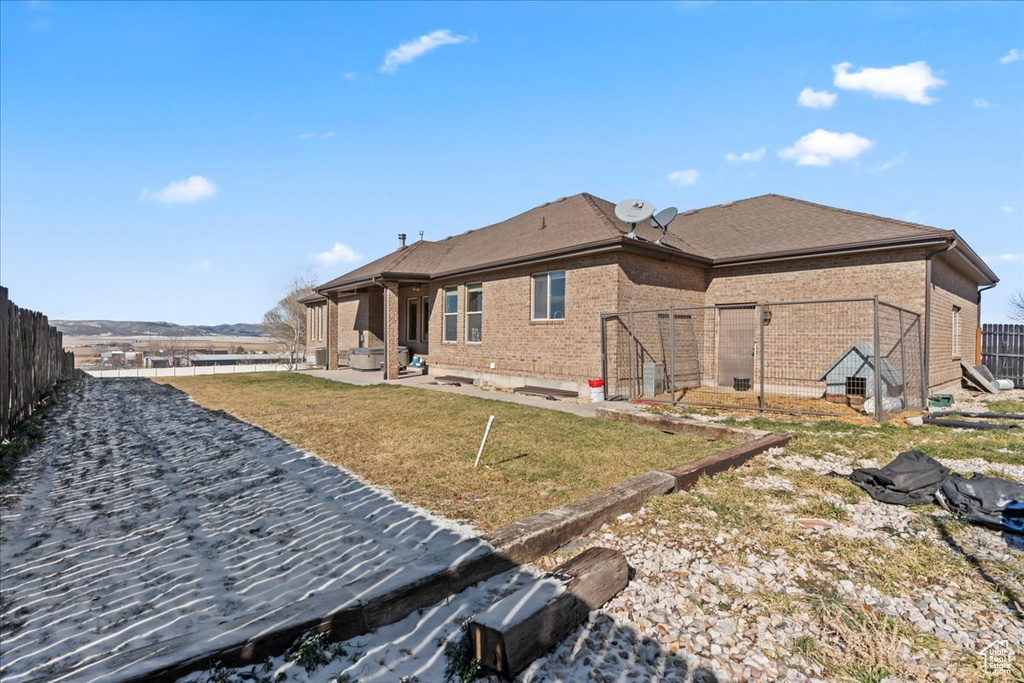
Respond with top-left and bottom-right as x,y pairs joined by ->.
0,379 -> 504,683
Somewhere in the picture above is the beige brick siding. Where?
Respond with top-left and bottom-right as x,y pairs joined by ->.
617,252 -> 706,310
706,249 -> 928,314
336,295 -> 367,351
425,254 -> 620,382
929,255 -> 979,389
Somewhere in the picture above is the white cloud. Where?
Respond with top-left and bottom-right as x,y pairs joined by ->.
832,61 -> 945,104
299,131 -> 336,140
1001,205 -> 1015,213
1000,48 -> 1021,65
141,175 -> 218,205
869,152 -> 907,173
666,169 -> 699,187
797,87 -> 837,109
725,148 -> 765,164
972,97 -> 992,109
380,30 -> 469,74
189,260 -> 213,272
343,72 -> 356,80
779,129 -> 874,167
313,242 -> 362,266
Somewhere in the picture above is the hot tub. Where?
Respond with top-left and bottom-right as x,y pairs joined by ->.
349,346 -> 410,370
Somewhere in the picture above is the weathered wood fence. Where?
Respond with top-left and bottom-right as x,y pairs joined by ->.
981,323 -> 1024,389
1,286 -> 76,440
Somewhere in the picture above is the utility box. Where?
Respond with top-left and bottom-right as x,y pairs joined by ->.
642,362 -> 665,397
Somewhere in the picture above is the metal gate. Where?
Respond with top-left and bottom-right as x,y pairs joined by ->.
600,297 -> 925,421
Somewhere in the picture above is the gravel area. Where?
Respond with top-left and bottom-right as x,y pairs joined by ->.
522,447 -> 1023,682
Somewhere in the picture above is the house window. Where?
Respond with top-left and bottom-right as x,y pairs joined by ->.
407,298 -> 419,342
532,270 -> 566,320
422,296 -> 430,340
952,305 -> 961,358
466,283 -> 483,343
444,286 -> 458,342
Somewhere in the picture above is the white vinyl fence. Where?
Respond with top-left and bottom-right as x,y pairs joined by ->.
85,363 -> 310,379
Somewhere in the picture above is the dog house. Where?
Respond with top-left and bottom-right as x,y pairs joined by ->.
817,342 -> 903,398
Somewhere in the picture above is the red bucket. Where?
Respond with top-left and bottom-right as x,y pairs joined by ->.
588,379 -> 604,388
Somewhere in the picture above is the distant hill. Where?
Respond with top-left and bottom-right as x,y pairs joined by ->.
53,320 -> 266,337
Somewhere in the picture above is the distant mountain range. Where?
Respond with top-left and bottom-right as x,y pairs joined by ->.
53,320 -> 266,337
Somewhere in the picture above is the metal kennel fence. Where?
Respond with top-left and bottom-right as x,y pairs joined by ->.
600,297 -> 925,422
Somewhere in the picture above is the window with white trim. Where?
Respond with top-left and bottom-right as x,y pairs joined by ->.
532,270 -> 565,320
952,305 -> 961,358
466,283 -> 482,343
407,298 -> 419,342
443,286 -> 458,342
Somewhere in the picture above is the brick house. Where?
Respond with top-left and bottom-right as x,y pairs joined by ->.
305,193 -> 997,395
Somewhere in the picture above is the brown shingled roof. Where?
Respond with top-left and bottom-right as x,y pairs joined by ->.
662,194 -> 952,262
315,192 -> 994,293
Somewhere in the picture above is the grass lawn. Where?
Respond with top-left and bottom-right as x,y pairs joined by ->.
154,373 -> 721,530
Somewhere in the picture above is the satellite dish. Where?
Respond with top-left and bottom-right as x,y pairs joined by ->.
652,207 -> 678,246
614,199 -> 655,224
652,207 -> 678,230
615,199 -> 655,239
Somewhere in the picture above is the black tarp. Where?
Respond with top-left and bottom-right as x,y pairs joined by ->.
937,474 -> 1024,534
848,450 -> 950,506
848,451 -> 1024,535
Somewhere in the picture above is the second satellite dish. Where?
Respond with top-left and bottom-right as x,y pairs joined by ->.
652,207 -> 678,230
614,199 -> 655,224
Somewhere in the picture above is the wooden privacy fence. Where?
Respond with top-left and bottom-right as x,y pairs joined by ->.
981,323 -> 1024,389
1,286 -> 76,440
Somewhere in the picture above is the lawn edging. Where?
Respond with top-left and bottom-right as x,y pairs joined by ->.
595,406 -> 771,443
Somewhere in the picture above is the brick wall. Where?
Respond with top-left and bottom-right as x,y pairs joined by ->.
706,249 -> 928,314
425,254 -> 620,383
617,252 -> 706,310
335,295 -> 366,351
929,255 -> 979,388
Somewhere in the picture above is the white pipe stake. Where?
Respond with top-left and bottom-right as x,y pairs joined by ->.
474,415 -> 495,468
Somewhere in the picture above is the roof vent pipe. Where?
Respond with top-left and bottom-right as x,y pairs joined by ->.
398,233 -> 407,247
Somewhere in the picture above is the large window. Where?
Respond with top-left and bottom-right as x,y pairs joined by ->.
532,270 -> 565,320
308,305 -> 325,342
444,286 -> 458,342
407,298 -> 419,342
952,305 -> 961,358
422,295 -> 430,340
466,283 -> 483,343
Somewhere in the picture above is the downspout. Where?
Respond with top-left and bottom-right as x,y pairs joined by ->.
976,283 -> 997,365
923,242 -> 952,393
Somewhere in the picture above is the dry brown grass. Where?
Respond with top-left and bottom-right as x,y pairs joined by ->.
155,372 -> 721,530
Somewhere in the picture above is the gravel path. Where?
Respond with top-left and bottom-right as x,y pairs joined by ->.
0,379 -> 489,682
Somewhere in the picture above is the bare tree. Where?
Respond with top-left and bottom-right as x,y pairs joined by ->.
165,328 -> 191,367
1011,290 -> 1024,323
262,274 -> 316,369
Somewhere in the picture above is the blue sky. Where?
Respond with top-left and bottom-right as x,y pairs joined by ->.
1,0 -> 1021,325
